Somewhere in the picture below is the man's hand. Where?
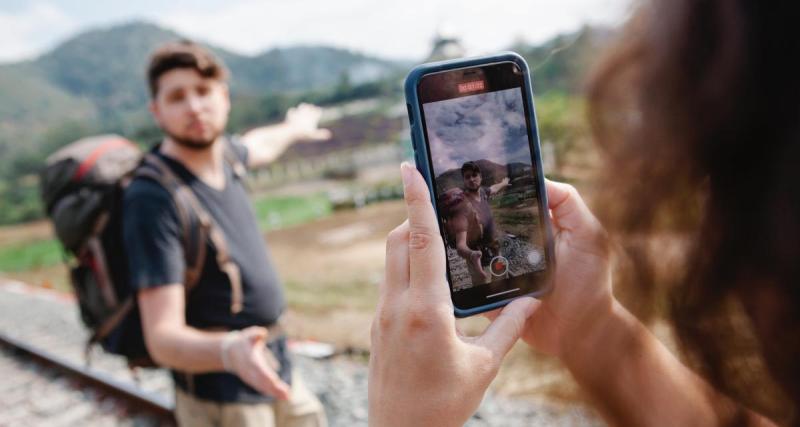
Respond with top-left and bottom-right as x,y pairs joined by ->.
466,249 -> 491,283
489,177 -> 511,196
369,162 -> 539,427
283,103 -> 332,142
469,249 -> 483,263
139,286 -> 289,401
224,326 -> 291,400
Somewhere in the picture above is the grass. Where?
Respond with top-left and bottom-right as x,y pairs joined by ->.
0,194 -> 333,274
253,193 -> 332,231
0,238 -> 62,273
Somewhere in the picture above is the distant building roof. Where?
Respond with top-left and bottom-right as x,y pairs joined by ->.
427,26 -> 465,61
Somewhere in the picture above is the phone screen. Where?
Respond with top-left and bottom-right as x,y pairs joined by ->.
416,61 -> 550,310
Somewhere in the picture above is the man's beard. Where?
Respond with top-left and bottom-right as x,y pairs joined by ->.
164,128 -> 222,151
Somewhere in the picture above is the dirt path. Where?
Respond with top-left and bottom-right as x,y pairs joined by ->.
267,201 -> 406,349
0,201 -> 595,405
0,221 -> 53,246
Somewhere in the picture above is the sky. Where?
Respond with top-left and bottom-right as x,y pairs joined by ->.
424,88 -> 531,175
0,0 -> 632,63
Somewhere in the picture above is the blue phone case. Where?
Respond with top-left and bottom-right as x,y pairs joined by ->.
403,52 -> 556,317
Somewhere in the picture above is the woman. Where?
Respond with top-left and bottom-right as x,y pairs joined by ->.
369,1 -> 799,425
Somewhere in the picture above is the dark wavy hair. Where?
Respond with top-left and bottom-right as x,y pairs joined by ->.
587,0 -> 800,424
146,40 -> 229,98
461,161 -> 481,177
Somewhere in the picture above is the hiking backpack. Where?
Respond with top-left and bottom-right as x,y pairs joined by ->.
40,134 -> 244,367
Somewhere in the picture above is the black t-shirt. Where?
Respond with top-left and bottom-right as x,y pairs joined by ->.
123,138 -> 290,403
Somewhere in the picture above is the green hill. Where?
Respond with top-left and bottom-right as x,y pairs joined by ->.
3,21 -> 404,123
0,22 -> 612,225
0,64 -> 96,180
0,21 -> 407,165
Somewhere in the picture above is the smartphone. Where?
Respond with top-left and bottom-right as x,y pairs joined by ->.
404,52 -> 555,317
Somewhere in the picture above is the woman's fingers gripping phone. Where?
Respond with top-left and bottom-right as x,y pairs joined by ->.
369,162 -> 539,427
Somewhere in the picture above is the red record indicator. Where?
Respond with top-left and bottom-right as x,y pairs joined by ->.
458,80 -> 485,94
489,256 -> 509,277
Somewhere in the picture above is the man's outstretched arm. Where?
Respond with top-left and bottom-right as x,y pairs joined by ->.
240,103 -> 331,168
488,177 -> 510,196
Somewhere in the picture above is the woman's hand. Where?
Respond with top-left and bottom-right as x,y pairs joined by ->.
509,180 -> 615,358
368,163 -> 539,427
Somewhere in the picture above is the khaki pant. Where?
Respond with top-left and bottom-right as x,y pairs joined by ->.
174,373 -> 327,427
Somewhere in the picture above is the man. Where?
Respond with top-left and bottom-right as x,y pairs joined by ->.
456,161 -> 510,284
438,187 -> 490,285
123,40 -> 328,427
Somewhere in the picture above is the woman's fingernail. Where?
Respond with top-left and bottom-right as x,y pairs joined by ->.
400,162 -> 413,187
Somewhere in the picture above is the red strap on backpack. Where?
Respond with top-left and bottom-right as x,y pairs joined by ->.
73,138 -> 135,181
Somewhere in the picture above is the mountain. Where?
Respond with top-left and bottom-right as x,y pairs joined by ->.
0,22 -> 612,151
0,64 -> 95,142
0,21 -> 405,132
0,21 -> 613,225
0,20 -> 408,184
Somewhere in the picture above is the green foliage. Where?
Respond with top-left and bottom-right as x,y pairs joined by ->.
0,184 -> 41,225
0,239 -> 62,273
228,93 -> 297,131
228,76 -> 402,132
252,193 -> 332,231
306,73 -> 402,106
534,92 -> 588,166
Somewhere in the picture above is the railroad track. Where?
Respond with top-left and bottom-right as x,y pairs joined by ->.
0,331 -> 174,426
0,280 -> 603,427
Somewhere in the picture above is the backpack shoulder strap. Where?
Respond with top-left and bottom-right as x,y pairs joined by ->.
136,153 -> 243,313
136,153 -> 209,293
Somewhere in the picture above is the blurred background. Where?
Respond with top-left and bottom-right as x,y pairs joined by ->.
0,0 -> 632,425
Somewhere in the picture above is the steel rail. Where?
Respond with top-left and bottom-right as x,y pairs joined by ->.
0,331 -> 175,424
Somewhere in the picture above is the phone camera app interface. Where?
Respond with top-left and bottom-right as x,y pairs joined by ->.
423,87 -> 547,292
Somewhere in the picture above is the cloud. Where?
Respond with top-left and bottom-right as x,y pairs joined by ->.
155,0 -> 436,59
0,2 -> 78,62
154,0 -> 631,60
424,88 -> 533,175
0,0 -> 632,63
